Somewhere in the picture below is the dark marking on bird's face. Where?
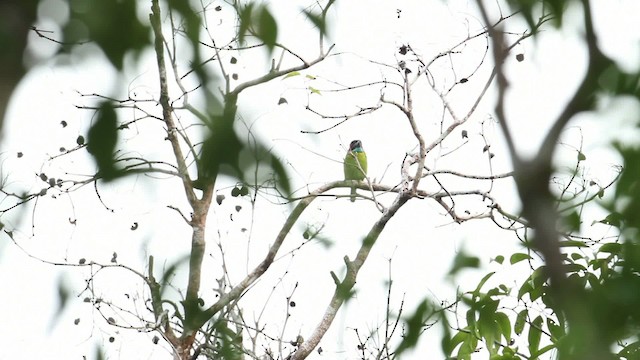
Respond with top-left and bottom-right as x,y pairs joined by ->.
349,140 -> 363,151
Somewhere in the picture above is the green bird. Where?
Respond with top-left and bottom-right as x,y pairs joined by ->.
343,139 -> 368,202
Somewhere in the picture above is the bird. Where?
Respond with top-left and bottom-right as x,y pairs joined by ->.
343,140 -> 368,202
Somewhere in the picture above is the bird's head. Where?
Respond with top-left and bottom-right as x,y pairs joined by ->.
349,140 -> 363,152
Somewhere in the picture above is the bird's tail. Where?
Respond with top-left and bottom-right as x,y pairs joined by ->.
350,186 -> 356,202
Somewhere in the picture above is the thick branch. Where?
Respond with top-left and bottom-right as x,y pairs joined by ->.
292,193 -> 411,359
150,0 -> 198,207
478,1 -> 612,358
151,2 -> 214,354
148,256 -> 178,342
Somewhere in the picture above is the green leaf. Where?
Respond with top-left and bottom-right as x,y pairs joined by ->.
563,263 -> 587,274
529,283 -> 544,302
487,286 -> 507,297
466,308 -> 477,337
450,251 -> 482,277
446,330 -> 468,356
498,284 -> 509,293
87,101 -> 120,180
546,317 -> 564,341
486,287 -> 500,297
586,272 -> 600,288
577,151 -> 586,161
478,312 -> 498,355
199,121 -> 242,181
514,309 -> 527,336
237,3 -> 254,46
505,0 -> 564,33
238,4 -> 278,54
439,312 -> 453,355
531,267 -> 548,288
458,334 -> 477,360
495,312 -> 512,343
395,300 -> 432,356
532,344 -> 556,358
600,212 -> 623,227
599,64 -> 626,94
283,71 -> 301,79
497,347 -> 521,360
303,10 -> 326,36
270,154 -> 291,197
569,252 -> 583,261
528,316 -> 543,357
213,321 -> 243,360
65,0 -> 150,70
257,6 -> 278,52
517,278 -> 532,300
619,340 -> 640,358
469,272 -> 495,301
563,210 -> 581,232
53,277 -> 70,326
599,242 -> 622,254
309,86 -> 322,95
493,255 -> 505,264
510,253 -> 532,265
613,145 -> 640,229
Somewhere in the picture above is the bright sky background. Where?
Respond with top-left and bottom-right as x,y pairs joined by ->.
0,0 -> 639,359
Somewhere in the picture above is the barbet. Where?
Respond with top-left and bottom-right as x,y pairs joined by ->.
343,140 -> 368,202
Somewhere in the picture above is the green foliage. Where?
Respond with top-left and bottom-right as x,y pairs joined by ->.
598,212 -> 623,227
395,300 -> 433,356
210,321 -> 244,360
457,228 -> 640,359
303,9 -> 327,37
447,329 -> 478,360
563,210 -> 581,232
64,0 -> 149,70
196,92 -> 291,196
86,101 -> 120,181
448,248 -> 480,275
52,277 -> 71,327
504,0 -> 566,30
609,144 -> 640,229
269,152 -> 292,196
256,6 -> 278,51
619,342 -> 640,358
0,0 -> 37,69
465,275 -> 513,356
199,105 -> 244,182
510,253 -> 532,265
598,64 -> 640,97
0,0 -> 38,130
238,4 -> 278,53
514,309 -> 527,336
527,315 -> 543,357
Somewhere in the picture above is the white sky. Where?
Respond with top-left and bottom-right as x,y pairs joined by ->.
0,0 -> 638,359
